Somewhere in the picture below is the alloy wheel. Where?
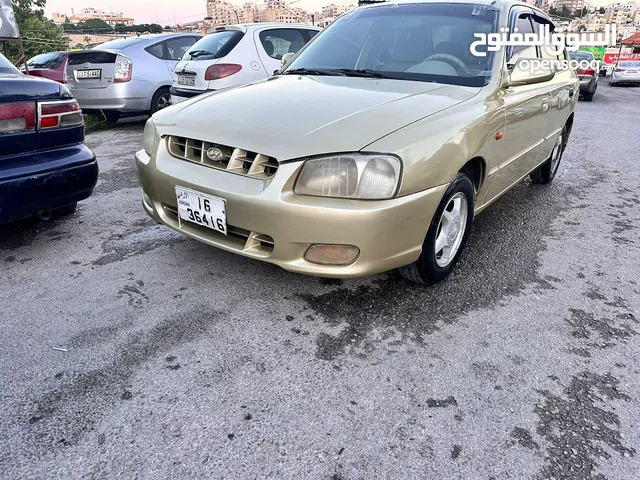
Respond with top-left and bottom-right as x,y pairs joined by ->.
434,192 -> 468,268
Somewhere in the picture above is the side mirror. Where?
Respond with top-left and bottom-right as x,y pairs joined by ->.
504,58 -> 555,87
281,53 -> 295,67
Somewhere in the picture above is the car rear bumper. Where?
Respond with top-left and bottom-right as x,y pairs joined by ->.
610,73 -> 640,84
71,82 -> 149,112
579,76 -> 596,93
135,147 -> 447,278
170,86 -> 213,104
0,145 -> 98,223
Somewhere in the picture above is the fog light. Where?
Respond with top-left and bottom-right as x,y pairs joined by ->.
304,244 -> 360,266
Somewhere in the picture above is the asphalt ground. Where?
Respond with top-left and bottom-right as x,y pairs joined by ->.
1,83 -> 639,480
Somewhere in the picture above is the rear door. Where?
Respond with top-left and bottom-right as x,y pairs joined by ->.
254,28 -> 309,75
163,36 -> 200,82
66,50 -> 118,90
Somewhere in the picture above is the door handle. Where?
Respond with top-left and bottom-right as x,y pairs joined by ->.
569,89 -> 574,98
541,98 -> 550,112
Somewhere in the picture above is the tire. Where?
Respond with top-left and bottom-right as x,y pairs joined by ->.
583,90 -> 594,101
103,111 -> 121,124
53,203 -> 77,217
150,87 -> 171,115
398,173 -> 475,285
530,126 -> 566,184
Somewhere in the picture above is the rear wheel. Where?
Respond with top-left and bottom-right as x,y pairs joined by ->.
530,126 -> 565,184
583,90 -> 594,101
103,111 -> 121,124
398,173 -> 475,285
150,87 -> 171,115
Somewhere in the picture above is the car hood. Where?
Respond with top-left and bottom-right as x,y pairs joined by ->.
0,71 -> 71,102
155,75 -> 480,161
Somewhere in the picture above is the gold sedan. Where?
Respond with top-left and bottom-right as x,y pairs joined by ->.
136,0 -> 578,284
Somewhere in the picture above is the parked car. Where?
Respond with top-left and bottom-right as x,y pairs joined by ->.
136,0 -> 577,284
609,61 -> 640,86
23,51 -> 68,84
0,53 -> 97,224
599,60 -> 608,77
170,24 -> 320,104
569,51 -> 598,101
65,33 -> 201,122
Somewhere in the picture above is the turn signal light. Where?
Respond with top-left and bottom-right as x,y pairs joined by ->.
615,68 -> 624,72
304,244 -> 360,266
205,63 -> 242,80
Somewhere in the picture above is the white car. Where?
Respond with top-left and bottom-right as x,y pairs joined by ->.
170,23 -> 320,104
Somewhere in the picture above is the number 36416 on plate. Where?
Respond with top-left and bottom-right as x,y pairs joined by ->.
175,187 -> 227,235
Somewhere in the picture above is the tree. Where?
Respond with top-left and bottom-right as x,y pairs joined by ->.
6,0 -> 67,64
80,18 -> 112,33
599,7 -> 606,15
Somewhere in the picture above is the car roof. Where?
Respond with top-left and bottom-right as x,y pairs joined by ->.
364,0 -> 550,18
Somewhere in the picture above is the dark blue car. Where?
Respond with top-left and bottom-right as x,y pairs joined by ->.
0,52 -> 98,223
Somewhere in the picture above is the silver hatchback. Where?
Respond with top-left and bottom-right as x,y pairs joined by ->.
66,33 -> 201,122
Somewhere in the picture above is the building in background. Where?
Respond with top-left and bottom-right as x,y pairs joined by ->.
52,7 -> 135,26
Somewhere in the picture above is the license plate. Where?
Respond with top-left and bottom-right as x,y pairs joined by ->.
76,69 -> 101,79
178,74 -> 196,86
175,187 -> 227,235
626,70 -> 638,73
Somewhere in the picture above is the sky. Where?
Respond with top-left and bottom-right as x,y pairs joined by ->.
43,0 -> 352,25
43,0 -> 629,26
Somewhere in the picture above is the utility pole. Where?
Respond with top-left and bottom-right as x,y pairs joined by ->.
311,14 -> 315,26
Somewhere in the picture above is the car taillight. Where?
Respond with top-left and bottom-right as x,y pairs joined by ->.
204,63 -> 242,81
579,68 -> 595,75
0,102 -> 36,133
615,68 -> 625,72
114,54 -> 132,82
38,100 -> 83,129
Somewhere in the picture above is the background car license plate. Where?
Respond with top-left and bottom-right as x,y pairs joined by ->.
77,69 -> 101,79
178,74 -> 196,86
175,187 -> 227,235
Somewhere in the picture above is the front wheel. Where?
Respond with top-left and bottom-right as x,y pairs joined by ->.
530,126 -> 566,184
398,173 -> 475,285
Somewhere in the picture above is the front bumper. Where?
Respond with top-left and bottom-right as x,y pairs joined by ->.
135,145 -> 447,278
0,145 -> 98,223
169,86 -> 212,104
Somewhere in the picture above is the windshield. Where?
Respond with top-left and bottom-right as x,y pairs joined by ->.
569,52 -> 594,61
182,30 -> 244,61
282,3 -> 498,87
0,52 -> 19,73
27,52 -> 66,69
619,61 -> 640,67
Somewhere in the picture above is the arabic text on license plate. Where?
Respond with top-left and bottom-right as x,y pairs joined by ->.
178,74 -> 196,86
77,69 -> 101,79
175,187 -> 227,235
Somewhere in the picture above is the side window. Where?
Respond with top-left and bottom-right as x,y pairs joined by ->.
146,42 -> 164,59
301,29 -> 319,42
165,37 -> 198,61
259,29 -> 306,60
509,14 -> 538,64
532,16 -> 559,61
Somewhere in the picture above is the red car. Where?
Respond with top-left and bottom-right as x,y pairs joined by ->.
24,52 -> 68,84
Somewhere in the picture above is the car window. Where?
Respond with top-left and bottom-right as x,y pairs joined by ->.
182,31 -> 244,61
283,3 -> 499,88
509,14 -> 538,63
27,52 -> 65,69
166,37 -> 198,61
259,29 -> 307,60
531,16 -> 559,61
300,29 -> 319,42
569,51 -> 594,61
145,42 -> 164,59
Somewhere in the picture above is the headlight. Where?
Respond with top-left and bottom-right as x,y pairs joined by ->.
294,154 -> 402,200
143,118 -> 160,155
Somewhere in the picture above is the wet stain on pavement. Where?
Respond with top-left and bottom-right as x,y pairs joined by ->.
23,306 -> 224,451
535,371 -> 635,479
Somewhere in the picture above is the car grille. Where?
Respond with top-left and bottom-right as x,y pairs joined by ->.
167,136 -> 279,178
162,204 -> 275,257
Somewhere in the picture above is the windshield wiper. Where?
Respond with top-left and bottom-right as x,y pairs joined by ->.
188,50 -> 215,58
282,68 -> 346,76
333,68 -> 392,79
